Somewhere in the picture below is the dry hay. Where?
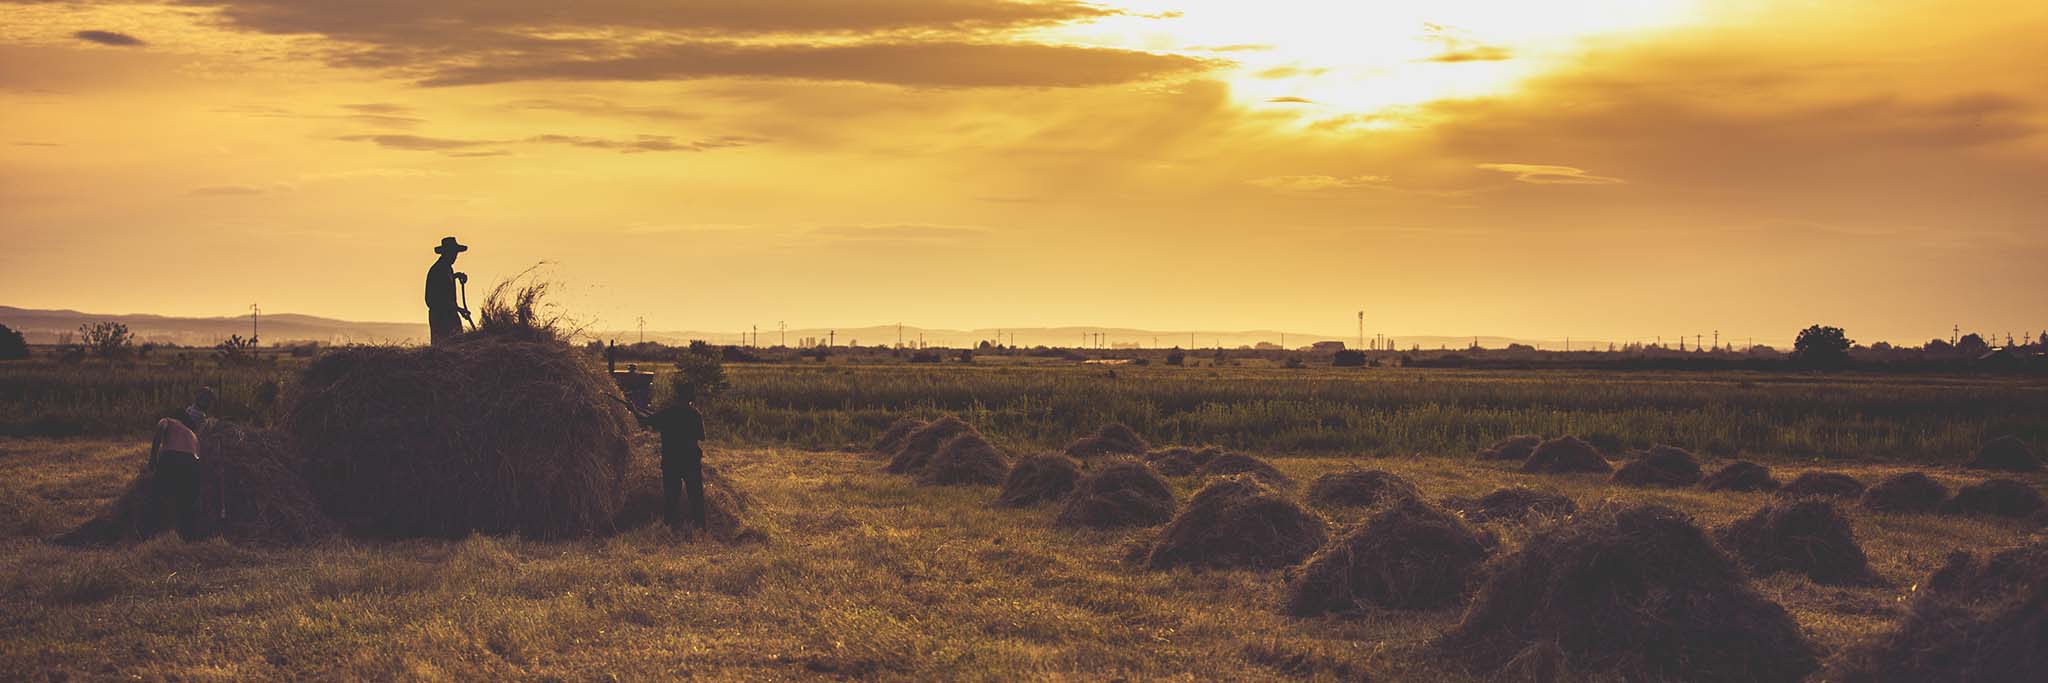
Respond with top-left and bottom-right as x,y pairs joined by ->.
916,432 -> 1010,486
1063,423 -> 1152,458
1966,435 -> 2041,472
1282,498 -> 1491,615
1054,458 -> 1176,529
1825,540 -> 2048,682
1861,472 -> 1949,513
993,453 -> 1081,508
883,415 -> 974,475
1145,446 -> 1226,476
1196,452 -> 1295,488
1304,469 -> 1422,509
1142,475 -> 1328,571
1701,460 -> 1781,493
1608,444 -> 1702,487
1940,479 -> 2046,519
1434,504 -> 1820,682
871,416 -> 927,459
1476,435 -> 1542,462
1716,498 -> 1875,585
614,459 -> 758,543
1781,471 -> 1868,498
288,336 -> 634,539
58,422 -> 337,546
1442,487 -> 1578,524
1517,436 -> 1611,474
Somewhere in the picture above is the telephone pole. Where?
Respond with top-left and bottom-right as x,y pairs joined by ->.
1357,310 -> 1365,350
637,316 -> 645,344
779,321 -> 786,348
249,303 -> 260,344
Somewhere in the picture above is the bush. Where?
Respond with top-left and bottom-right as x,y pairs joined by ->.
79,321 -> 133,360
672,350 -> 730,398
0,322 -> 27,360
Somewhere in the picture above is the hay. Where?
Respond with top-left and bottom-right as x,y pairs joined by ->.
1054,458 -> 1176,529
1780,471 -> 1867,498
1304,469 -> 1422,509
917,432 -> 1009,486
1146,445 -> 1226,476
1862,472 -> 1949,513
993,453 -> 1081,508
614,459 -> 757,543
1143,476 -> 1328,571
1434,504 -> 1820,682
1824,540 -> 2048,682
1063,423 -> 1152,458
58,422 -> 337,546
1443,487 -> 1578,524
1966,435 -> 2041,472
1940,479 -> 2046,519
1608,444 -> 1702,487
288,336 -> 634,539
1197,452 -> 1295,488
1476,435 -> 1542,462
1716,498 -> 1875,585
1282,498 -> 1491,615
872,417 -> 928,459
883,415 -> 974,475
1701,460 -> 1780,492
1518,436 -> 1611,474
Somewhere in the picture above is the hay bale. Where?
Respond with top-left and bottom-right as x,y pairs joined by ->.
1146,446 -> 1224,476
1608,444 -> 1702,487
1477,435 -> 1542,462
1443,487 -> 1578,524
1701,461 -> 1780,493
871,416 -> 927,458
1518,436 -> 1611,474
1064,423 -> 1152,458
884,415 -> 974,475
917,432 -> 1009,486
1197,452 -> 1295,488
614,459 -> 757,543
1144,476 -> 1328,571
1434,504 -> 1820,682
1862,472 -> 1949,513
1780,471 -> 1867,498
1940,479 -> 2046,519
1825,540 -> 2048,682
1282,498 -> 1491,615
288,336 -> 634,538
1304,469 -> 1421,509
994,454 -> 1081,508
1966,435 -> 2041,472
1716,499 -> 1874,585
58,422 -> 337,546
1055,459 -> 1175,529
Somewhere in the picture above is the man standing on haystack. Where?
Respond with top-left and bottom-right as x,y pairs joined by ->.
623,382 -> 708,531
424,236 -> 470,344
147,387 -> 215,540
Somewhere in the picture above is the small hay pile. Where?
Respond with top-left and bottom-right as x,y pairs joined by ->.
1282,498 -> 1491,615
1304,469 -> 1421,509
883,415 -> 974,475
1146,446 -> 1225,476
58,422 -> 337,546
1197,452 -> 1294,488
1518,436 -> 1611,474
1825,540 -> 2048,682
1862,472 -> 1949,513
1940,479 -> 2046,519
1781,471 -> 1867,498
1063,423 -> 1152,458
993,454 -> 1081,508
1054,459 -> 1176,529
1608,444 -> 1702,487
1702,460 -> 1780,492
871,417 -> 928,459
1143,476 -> 1328,571
1966,435 -> 2040,472
916,432 -> 1009,486
1476,435 -> 1543,462
1443,487 -> 1578,524
615,459 -> 757,543
1434,504 -> 1820,682
1716,498 -> 1874,585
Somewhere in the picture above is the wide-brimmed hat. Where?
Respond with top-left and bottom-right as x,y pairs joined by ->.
434,236 -> 469,254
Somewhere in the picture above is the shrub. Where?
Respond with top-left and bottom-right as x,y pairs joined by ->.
0,322 -> 27,360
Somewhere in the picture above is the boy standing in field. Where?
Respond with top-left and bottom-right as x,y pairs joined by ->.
147,387 -> 215,540
624,381 -> 707,531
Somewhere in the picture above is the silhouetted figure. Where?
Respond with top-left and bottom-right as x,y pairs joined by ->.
625,382 -> 707,531
425,236 -> 470,344
148,387 -> 214,540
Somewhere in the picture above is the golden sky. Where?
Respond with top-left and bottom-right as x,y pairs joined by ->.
3,0 -> 2045,344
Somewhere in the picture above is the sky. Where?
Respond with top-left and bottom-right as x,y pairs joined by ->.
2,0 -> 2045,346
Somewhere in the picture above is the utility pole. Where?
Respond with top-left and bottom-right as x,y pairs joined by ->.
897,323 -> 903,349
751,324 -> 757,348
637,316 -> 645,344
779,321 -> 786,348
829,330 -> 835,347
249,303 -> 260,344
1357,310 -> 1365,351
1713,330 -> 1719,351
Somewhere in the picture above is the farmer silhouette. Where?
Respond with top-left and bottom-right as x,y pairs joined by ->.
425,236 -> 470,344
623,381 -> 708,531
147,386 -> 215,540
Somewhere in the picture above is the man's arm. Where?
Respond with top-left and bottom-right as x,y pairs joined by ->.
147,420 -> 165,471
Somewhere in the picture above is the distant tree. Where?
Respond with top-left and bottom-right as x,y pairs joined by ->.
1925,338 -> 1954,354
0,323 -> 27,361
78,321 -> 133,360
1792,325 -> 1853,366
1955,333 -> 1990,357
673,348 -> 730,398
1870,341 -> 1893,352
216,334 -> 259,366
2038,331 -> 2047,349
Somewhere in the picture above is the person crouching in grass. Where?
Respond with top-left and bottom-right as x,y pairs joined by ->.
623,381 -> 707,531
148,387 -> 215,540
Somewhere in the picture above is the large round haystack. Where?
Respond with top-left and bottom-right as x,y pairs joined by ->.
1055,459 -> 1175,529
1609,444 -> 1702,487
1940,479 -> 2046,519
1477,435 -> 1543,462
1064,423 -> 1152,458
58,422 -> 337,546
1518,436 -> 1611,474
1143,476 -> 1328,571
1304,469 -> 1421,509
994,453 -> 1081,508
288,337 -> 634,538
1197,452 -> 1294,488
1862,472 -> 1949,513
1716,499 -> 1874,585
1825,540 -> 2048,682
1146,446 -> 1224,476
884,415 -> 974,475
1283,498 -> 1491,615
1702,461 -> 1780,492
872,416 -> 928,459
1780,471 -> 1867,498
918,433 -> 1010,486
615,460 -> 758,543
1966,435 -> 2041,472
1434,504 -> 1820,682
1443,487 -> 1578,524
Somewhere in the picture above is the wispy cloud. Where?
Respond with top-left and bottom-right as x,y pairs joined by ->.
1475,163 -> 1625,185
73,30 -> 145,47
1247,175 -> 1390,191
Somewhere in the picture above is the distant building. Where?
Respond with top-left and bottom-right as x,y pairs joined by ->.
1311,341 -> 1347,353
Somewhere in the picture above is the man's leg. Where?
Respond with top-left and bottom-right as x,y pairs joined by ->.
174,455 -> 203,540
146,454 -> 174,538
661,461 -> 682,528
684,462 -> 707,532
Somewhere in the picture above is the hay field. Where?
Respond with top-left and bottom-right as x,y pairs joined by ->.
2,436 -> 2038,681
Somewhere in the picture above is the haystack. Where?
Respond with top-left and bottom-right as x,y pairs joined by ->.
1055,459 -> 1175,529
1518,436 -> 1611,474
1304,469 -> 1421,509
1701,461 -> 1780,492
1940,479 -> 2046,519
1966,435 -> 2041,472
1282,498 -> 1491,615
1443,487 -> 1578,524
58,422 -> 336,546
1716,499 -> 1874,585
1145,446 -> 1224,476
917,432 -> 1009,486
1861,472 -> 1949,513
1143,476 -> 1327,571
1434,504 -> 1820,682
1608,444 -> 1701,487
615,460 -> 757,543
994,454 -> 1081,508
1064,423 -> 1152,458
1197,452 -> 1294,488
872,416 -> 928,459
1825,540 -> 2048,682
1780,471 -> 1866,498
1476,435 -> 1542,462
883,415 -> 974,475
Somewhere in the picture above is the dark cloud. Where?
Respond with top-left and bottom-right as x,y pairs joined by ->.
73,30 -> 145,47
337,133 -> 487,151
338,132 -> 763,154
422,41 -> 1213,88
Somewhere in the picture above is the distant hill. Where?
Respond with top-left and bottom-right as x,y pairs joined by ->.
0,306 -> 426,346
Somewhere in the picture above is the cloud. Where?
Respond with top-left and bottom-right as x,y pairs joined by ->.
1247,175 -> 1391,191
216,104 -> 422,128
73,30 -> 145,47
338,134 -> 489,151
185,0 -> 1119,38
341,102 -> 412,115
1266,96 -> 1314,104
419,42 -> 1214,89
1425,46 -> 1512,63
337,132 -> 764,154
1475,163 -> 1625,185
503,96 -> 699,121
190,183 -> 293,195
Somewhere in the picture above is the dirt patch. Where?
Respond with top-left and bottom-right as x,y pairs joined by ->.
917,433 -> 1010,486
1966,435 -> 2041,472
1282,498 -> 1491,614
1780,471 -> 1867,498
1608,444 -> 1703,487
1196,452 -> 1295,488
1476,435 -> 1542,462
883,416 -> 974,475
1701,461 -> 1780,493
1442,487 -> 1578,524
993,454 -> 1081,508
1825,540 -> 2048,681
1063,423 -> 1151,458
1304,469 -> 1422,509
1716,498 -> 1875,585
1940,479 -> 2046,519
1518,436 -> 1611,474
1861,472 -> 1949,513
1146,446 -> 1225,476
1055,459 -> 1176,529
1143,475 -> 1327,571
